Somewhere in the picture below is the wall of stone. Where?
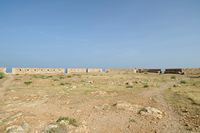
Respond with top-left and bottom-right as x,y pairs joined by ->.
0,67 -> 6,73
183,68 -> 200,75
87,68 -> 103,73
67,68 -> 87,73
107,68 -> 137,73
12,68 -> 65,74
3,67 -> 200,75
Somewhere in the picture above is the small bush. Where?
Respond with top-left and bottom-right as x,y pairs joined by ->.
24,81 -> 32,85
180,80 -> 186,84
138,107 -> 148,114
67,75 -> 72,78
126,85 -> 133,88
60,83 -> 65,85
33,75 -> 52,79
59,76 -> 65,79
129,118 -> 136,123
0,72 -> 5,79
56,117 -> 78,127
171,76 -> 176,80
143,84 -> 149,88
53,79 -> 59,81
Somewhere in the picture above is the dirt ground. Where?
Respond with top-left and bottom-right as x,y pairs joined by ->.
0,72 -> 200,133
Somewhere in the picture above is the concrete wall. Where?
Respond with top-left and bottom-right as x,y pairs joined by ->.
0,67 -> 6,73
107,68 -> 137,73
12,68 -> 65,74
87,68 -> 103,73
67,68 -> 87,73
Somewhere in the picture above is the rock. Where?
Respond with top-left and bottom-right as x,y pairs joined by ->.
173,84 -> 181,87
43,123 -> 68,133
125,81 -> 133,86
6,125 -> 24,133
113,101 -> 142,113
5,112 -> 23,125
88,81 -> 94,84
139,107 -> 163,119
93,104 -> 111,110
6,122 -> 30,133
72,86 -> 77,89
102,104 -> 111,110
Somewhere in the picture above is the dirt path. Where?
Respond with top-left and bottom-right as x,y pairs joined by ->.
134,81 -> 188,133
0,74 -> 13,97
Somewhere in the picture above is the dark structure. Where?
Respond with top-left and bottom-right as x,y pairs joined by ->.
164,69 -> 184,74
145,69 -> 162,74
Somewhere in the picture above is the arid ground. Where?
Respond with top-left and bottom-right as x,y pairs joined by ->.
0,72 -> 200,133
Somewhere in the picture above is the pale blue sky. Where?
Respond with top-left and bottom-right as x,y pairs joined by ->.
0,0 -> 200,71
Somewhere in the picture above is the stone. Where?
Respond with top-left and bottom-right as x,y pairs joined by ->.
43,123 -> 68,133
139,107 -> 163,119
125,81 -> 133,86
6,122 -> 30,133
114,101 -> 142,113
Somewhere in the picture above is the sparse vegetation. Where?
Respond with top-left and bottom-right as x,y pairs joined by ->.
129,118 -> 136,123
60,82 -> 70,86
53,78 -> 59,81
60,83 -> 65,86
56,117 -> 78,127
59,76 -> 65,79
171,76 -> 176,80
24,81 -> 32,85
180,80 -> 186,84
143,84 -> 149,88
33,75 -> 52,79
126,85 -> 133,88
67,75 -> 72,78
0,72 -> 5,79
0,71 -> 200,132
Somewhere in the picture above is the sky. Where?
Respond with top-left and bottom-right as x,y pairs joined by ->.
0,0 -> 200,71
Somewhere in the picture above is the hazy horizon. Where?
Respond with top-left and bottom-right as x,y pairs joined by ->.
1,0 -> 200,69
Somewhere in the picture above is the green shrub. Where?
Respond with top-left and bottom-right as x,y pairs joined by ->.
171,76 -> 176,80
67,75 -> 72,78
60,83 -> 65,85
53,79 -> 59,81
33,75 -> 52,79
56,117 -> 78,127
59,76 -> 65,79
180,80 -> 186,84
129,118 -> 136,123
126,85 -> 133,88
24,81 -> 32,85
143,84 -> 149,88
0,72 -> 5,79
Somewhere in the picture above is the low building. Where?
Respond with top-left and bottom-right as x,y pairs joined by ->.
87,68 -> 103,73
0,67 -> 6,73
67,68 -> 87,73
12,68 -> 65,74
